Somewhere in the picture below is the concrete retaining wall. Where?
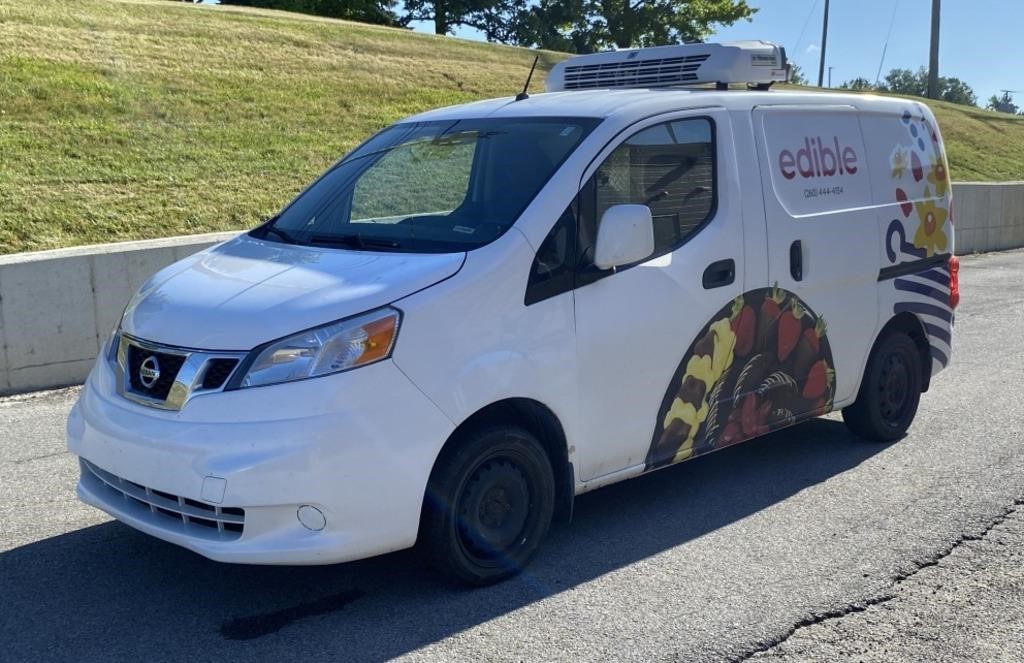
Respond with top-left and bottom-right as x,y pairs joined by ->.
952,182 -> 1024,254
0,232 -> 237,395
1,180 -> 1022,396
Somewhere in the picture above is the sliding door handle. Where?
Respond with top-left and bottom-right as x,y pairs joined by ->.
790,240 -> 803,281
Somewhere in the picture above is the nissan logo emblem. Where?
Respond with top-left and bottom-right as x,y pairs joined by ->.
139,356 -> 161,389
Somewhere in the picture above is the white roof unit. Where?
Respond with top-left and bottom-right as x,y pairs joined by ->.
546,40 -> 788,92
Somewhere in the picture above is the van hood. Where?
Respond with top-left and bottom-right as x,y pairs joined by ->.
121,234 -> 465,350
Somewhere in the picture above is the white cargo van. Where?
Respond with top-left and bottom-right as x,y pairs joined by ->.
67,41 -> 959,585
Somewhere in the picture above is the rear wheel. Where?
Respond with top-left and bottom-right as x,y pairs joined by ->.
420,426 -> 555,586
843,332 -> 922,441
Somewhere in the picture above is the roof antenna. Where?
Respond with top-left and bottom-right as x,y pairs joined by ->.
515,56 -> 540,101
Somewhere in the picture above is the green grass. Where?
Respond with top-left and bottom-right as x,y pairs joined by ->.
0,0 -> 562,254
2,0 -> 1023,254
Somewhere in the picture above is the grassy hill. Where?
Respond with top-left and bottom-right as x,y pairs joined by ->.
2,0 -> 1023,254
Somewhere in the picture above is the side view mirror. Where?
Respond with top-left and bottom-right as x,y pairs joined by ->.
593,204 -> 655,270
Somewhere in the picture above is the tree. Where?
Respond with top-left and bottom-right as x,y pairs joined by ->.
788,63 -> 808,86
402,0 -> 520,37
879,66 -> 976,106
936,76 -> 976,106
840,77 -> 876,91
505,0 -> 756,53
217,0 -> 400,26
883,67 -> 927,97
986,91 -> 1020,115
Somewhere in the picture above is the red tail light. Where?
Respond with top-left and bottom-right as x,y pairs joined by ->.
948,255 -> 960,309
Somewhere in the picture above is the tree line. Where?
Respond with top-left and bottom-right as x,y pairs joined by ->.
833,67 -> 1021,115
186,1 -> 1021,114
787,64 -> 1020,115
209,0 -> 756,53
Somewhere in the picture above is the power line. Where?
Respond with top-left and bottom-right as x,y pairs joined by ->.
792,0 -> 821,55
874,0 -> 900,87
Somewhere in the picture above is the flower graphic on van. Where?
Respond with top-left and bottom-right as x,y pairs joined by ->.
913,189 -> 948,257
927,154 -> 949,196
890,146 -> 909,179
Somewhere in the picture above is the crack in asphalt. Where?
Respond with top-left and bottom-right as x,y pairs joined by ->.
219,589 -> 365,641
729,497 -> 1024,662
10,451 -> 67,464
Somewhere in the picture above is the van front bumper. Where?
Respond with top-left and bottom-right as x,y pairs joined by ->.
67,358 -> 455,565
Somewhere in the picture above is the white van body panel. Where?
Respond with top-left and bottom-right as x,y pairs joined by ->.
68,86 -> 955,566
120,233 -> 468,350
860,102 -> 955,376
121,234 -> 465,350
68,356 -> 455,564
392,230 -> 582,450
751,105 -> 879,406
572,107 -> 749,480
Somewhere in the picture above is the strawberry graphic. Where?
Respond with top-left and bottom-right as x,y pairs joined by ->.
792,316 -> 827,380
757,283 -> 786,352
648,285 -> 837,472
777,300 -> 805,363
739,394 -> 772,437
730,296 -> 756,358
719,421 -> 744,447
803,359 -> 834,400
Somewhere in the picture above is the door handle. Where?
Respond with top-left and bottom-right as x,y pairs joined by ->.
790,240 -> 803,281
702,258 -> 735,289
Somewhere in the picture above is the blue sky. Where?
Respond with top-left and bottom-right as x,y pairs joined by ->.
410,1 -> 1024,105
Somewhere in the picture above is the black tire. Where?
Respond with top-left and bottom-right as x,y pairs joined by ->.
843,332 -> 923,441
420,425 -> 555,586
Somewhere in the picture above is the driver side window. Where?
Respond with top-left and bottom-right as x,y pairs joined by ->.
582,117 -> 717,264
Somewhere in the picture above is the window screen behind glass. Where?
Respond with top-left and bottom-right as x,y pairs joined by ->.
595,118 -> 715,254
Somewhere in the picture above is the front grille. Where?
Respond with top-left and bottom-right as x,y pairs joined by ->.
127,344 -> 186,400
82,460 -> 245,540
202,358 -> 239,390
116,335 -> 246,410
563,54 -> 710,90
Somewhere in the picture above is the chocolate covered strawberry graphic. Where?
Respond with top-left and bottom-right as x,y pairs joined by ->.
647,286 -> 835,470
792,317 -> 827,382
802,359 -> 834,401
756,284 -> 785,353
777,300 -> 805,363
730,297 -> 756,358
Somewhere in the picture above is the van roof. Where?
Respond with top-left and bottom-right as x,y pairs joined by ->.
402,88 -> 926,124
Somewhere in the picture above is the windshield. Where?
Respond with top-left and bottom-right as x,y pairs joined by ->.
257,117 -> 600,253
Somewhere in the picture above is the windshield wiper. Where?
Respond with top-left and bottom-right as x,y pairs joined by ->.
261,224 -> 303,245
310,234 -> 403,250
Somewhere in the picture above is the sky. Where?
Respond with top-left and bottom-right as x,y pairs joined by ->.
409,1 -> 1024,105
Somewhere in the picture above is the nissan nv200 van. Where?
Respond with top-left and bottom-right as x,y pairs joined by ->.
68,41 -> 958,585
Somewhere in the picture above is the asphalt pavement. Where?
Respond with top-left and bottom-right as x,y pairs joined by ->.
1,249 -> 1022,662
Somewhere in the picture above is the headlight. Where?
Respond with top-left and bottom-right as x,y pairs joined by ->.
236,307 -> 401,388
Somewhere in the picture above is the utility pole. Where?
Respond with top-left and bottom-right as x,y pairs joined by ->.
927,0 -> 940,98
828,66 -> 834,88
817,0 -> 830,87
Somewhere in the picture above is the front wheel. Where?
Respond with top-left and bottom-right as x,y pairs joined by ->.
420,425 -> 555,586
843,332 -> 922,441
